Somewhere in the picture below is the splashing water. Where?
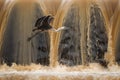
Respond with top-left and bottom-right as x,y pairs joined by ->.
0,0 -> 120,80
0,63 -> 120,80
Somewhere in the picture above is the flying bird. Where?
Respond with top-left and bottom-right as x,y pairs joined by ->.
27,15 -> 68,41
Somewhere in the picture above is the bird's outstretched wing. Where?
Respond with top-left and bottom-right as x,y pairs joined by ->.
41,15 -> 54,29
33,15 -> 53,32
42,15 -> 52,25
35,16 -> 46,27
28,16 -> 54,41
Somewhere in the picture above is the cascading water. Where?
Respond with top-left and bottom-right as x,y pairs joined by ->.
0,0 -> 120,80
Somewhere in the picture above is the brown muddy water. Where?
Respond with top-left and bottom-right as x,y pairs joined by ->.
0,0 -> 120,80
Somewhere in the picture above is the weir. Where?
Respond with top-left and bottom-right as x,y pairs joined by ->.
0,0 -> 120,80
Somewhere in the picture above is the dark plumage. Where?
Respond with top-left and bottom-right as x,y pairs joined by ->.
33,15 -> 54,32
27,15 -> 54,41
27,15 -> 67,41
35,16 -> 46,27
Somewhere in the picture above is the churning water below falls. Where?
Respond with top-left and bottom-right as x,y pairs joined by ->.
0,0 -> 120,80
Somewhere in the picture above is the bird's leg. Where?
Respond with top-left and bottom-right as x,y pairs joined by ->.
27,31 -> 41,41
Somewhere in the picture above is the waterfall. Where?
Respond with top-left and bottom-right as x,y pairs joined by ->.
0,0 -> 120,80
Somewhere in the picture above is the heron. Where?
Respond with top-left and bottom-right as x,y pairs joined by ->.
27,15 -> 68,41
